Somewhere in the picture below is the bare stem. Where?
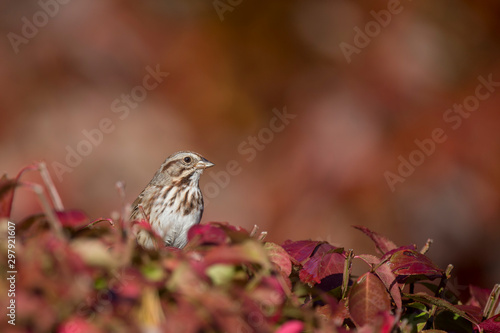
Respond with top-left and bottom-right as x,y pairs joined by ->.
483,284 -> 500,319
341,249 -> 354,300
22,182 -> 64,239
249,224 -> 259,237
257,231 -> 268,242
38,161 -> 64,211
115,181 -> 128,235
420,238 -> 433,254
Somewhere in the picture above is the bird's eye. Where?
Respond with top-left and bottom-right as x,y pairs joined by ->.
184,156 -> 192,163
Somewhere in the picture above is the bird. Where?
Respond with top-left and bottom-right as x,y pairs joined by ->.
130,151 -> 214,249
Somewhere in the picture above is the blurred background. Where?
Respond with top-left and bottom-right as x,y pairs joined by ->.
1,0 -> 499,288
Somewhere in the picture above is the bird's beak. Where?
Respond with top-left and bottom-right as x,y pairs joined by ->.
196,158 -> 215,170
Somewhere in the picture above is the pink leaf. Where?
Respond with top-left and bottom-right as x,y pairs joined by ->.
275,320 -> 304,333
58,317 -> 101,333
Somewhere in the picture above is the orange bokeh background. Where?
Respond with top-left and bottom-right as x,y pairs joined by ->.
1,1 -> 499,288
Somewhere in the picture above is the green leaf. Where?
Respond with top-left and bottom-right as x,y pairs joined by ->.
206,264 -> 236,286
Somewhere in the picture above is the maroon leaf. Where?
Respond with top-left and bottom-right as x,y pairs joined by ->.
55,210 -> 90,228
348,272 -> 392,328
353,225 -> 398,254
188,223 -> 228,245
282,240 -> 323,264
299,250 -> 345,285
387,249 -> 443,279
455,305 -> 483,324
313,242 -> 340,256
469,285 -> 491,310
474,313 -> 500,333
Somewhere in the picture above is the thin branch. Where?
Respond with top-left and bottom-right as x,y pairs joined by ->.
420,238 -> 433,254
341,249 -> 354,300
484,284 -> 500,319
38,161 -> 64,211
22,181 -> 64,239
249,224 -> 259,237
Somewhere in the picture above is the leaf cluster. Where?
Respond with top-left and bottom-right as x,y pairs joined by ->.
1,165 -> 499,332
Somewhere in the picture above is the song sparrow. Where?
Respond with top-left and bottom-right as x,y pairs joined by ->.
130,151 -> 214,249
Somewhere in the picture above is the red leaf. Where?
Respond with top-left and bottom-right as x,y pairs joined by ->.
275,320 -> 304,333
348,272 -> 392,328
282,240 -> 323,264
206,221 -> 249,243
455,304 -> 483,324
55,210 -> 90,228
188,223 -> 228,245
299,251 -> 345,285
264,242 -> 292,277
58,317 -> 101,333
387,249 -> 443,279
474,313 -> 500,333
1,164 -> 39,218
469,285 -> 491,310
353,225 -> 398,254
357,254 -> 402,309
0,175 -> 17,218
203,241 -> 270,269
313,242 -> 340,256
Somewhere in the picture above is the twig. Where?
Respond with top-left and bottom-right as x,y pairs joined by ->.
22,181 -> 64,239
76,218 -> 115,232
341,249 -> 354,300
436,264 -> 453,298
483,284 -> 500,319
115,181 -> 128,236
257,231 -> 268,242
420,238 -> 433,254
38,161 -> 64,211
249,224 -> 259,237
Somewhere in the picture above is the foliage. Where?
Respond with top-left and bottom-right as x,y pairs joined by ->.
0,165 -> 499,333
